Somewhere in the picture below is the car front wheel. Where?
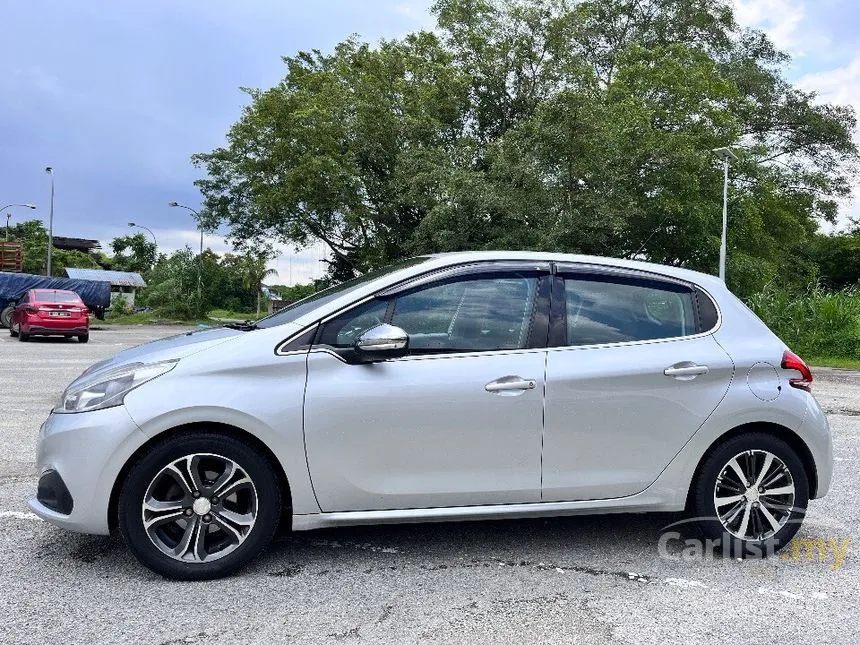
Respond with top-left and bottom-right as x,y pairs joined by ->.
692,432 -> 809,557
119,432 -> 282,580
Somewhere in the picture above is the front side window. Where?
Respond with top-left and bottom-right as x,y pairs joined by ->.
316,298 -> 389,348
564,277 -> 697,346
317,273 -> 540,353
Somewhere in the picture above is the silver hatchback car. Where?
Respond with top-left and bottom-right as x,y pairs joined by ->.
30,252 -> 832,579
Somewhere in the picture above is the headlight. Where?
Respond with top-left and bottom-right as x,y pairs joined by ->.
56,360 -> 178,414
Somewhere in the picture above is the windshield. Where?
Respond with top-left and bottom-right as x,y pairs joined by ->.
34,291 -> 82,303
254,256 -> 431,329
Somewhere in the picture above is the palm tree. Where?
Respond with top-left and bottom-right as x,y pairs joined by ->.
240,252 -> 278,315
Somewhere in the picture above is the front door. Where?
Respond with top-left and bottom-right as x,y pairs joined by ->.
303,267 -> 549,512
542,269 -> 734,502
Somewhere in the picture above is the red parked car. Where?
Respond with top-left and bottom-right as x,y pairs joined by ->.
9,289 -> 90,343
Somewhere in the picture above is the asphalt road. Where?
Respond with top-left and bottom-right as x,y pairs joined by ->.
0,326 -> 858,645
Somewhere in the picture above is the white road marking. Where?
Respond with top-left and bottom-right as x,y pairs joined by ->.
665,578 -> 709,589
757,587 -> 804,600
0,511 -> 42,522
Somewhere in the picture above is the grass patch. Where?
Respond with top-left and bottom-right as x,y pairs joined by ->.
747,285 -> 860,360
208,308 -> 260,321
98,311 -> 211,326
807,356 -> 860,370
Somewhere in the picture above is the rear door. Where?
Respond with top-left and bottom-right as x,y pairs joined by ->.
542,265 -> 734,502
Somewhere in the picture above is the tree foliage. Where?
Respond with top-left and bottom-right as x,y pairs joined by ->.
6,220 -> 101,276
109,234 -> 157,275
193,0 -> 857,296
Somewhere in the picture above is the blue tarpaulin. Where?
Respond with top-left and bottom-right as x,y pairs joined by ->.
0,271 -> 111,313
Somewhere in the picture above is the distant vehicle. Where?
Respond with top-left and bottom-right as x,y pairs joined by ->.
0,271 -> 110,328
29,252 -> 831,580
10,289 -> 90,342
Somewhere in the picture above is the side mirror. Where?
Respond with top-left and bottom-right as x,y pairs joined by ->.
352,323 -> 409,363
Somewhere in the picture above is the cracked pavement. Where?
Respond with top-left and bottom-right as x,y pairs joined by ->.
0,327 -> 858,644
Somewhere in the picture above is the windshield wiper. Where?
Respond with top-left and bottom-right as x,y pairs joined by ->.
224,321 -> 259,331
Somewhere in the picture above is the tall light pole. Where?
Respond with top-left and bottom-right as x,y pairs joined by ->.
45,167 -> 55,276
167,201 -> 203,306
127,222 -> 157,247
712,147 -> 737,282
1,204 -> 37,241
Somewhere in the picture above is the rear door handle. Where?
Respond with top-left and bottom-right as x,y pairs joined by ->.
485,376 -> 537,393
664,362 -> 709,379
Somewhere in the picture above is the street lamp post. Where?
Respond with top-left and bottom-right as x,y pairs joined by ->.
127,222 -> 158,247
712,147 -> 738,282
1,204 -> 37,241
44,167 -> 55,276
167,201 -> 203,305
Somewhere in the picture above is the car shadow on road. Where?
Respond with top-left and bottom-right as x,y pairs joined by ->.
29,512 -> 699,580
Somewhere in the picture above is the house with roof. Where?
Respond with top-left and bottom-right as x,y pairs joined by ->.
65,268 -> 147,308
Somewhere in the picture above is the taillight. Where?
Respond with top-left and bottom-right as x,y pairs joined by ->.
781,350 -> 813,392
23,306 -> 38,315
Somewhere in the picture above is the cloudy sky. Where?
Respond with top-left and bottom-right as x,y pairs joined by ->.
1,0 -> 857,284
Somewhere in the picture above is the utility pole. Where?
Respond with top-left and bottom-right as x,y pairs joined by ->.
168,201 -> 203,308
1,204 -> 37,242
45,167 -> 55,276
712,147 -> 737,282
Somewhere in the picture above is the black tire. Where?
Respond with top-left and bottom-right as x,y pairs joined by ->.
692,432 -> 808,558
0,305 -> 13,330
119,432 -> 282,580
78,333 -> 89,343
18,330 -> 29,342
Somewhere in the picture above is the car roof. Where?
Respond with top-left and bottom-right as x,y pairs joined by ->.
423,251 -> 726,291
266,250 -> 729,332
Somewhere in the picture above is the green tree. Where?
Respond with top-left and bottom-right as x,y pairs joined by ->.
807,232 -> 860,289
270,283 -> 318,303
109,234 -> 157,275
7,219 -> 101,275
238,251 -> 278,315
143,247 -> 209,318
193,0 -> 858,297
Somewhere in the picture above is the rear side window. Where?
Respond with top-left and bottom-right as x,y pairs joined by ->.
563,277 -> 697,346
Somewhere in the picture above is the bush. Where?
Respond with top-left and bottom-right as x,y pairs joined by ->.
108,297 -> 134,318
747,284 -> 860,359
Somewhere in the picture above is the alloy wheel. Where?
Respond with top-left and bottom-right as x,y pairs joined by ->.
142,453 -> 258,563
713,449 -> 796,541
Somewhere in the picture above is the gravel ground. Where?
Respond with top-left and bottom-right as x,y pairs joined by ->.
0,326 -> 858,645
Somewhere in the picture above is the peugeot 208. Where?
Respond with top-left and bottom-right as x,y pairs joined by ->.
30,252 -> 832,579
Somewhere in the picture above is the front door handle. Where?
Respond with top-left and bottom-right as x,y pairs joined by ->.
664,362 -> 709,380
485,376 -> 537,393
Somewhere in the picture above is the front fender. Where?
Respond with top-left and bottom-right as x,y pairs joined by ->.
122,358 -> 319,514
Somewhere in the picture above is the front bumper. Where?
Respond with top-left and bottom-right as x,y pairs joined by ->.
28,405 -> 149,534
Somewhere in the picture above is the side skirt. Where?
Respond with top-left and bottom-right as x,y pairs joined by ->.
291,493 -> 682,532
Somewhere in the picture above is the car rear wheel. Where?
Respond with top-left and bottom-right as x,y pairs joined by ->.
78,333 -> 89,343
692,432 -> 808,557
18,328 -> 29,342
119,432 -> 282,580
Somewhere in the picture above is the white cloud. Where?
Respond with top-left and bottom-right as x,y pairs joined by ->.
733,0 -> 814,56
797,56 -> 860,108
